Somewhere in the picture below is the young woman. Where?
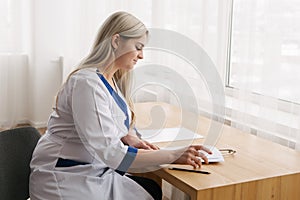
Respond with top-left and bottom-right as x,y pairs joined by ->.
29,11 -> 211,200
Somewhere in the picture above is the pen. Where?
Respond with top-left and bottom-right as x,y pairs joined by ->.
168,167 -> 211,174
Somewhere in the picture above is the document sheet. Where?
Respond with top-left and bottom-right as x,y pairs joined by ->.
139,127 -> 204,143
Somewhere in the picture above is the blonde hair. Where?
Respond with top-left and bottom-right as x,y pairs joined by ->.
56,11 -> 148,127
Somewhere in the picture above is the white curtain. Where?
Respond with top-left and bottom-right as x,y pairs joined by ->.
228,0 -> 300,151
0,0 -> 228,125
0,55 -> 29,129
0,0 -> 30,129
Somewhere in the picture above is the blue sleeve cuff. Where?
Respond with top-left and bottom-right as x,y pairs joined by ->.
116,146 -> 138,173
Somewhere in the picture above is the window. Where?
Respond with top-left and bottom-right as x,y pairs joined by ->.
228,0 -> 300,104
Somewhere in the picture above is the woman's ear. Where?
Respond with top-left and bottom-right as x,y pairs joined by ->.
111,34 -> 120,50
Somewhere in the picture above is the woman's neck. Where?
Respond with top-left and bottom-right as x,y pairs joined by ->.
103,73 -> 114,81
102,68 -> 118,92
102,65 -> 118,81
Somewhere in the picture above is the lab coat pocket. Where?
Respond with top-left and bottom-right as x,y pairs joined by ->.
55,172 -> 110,200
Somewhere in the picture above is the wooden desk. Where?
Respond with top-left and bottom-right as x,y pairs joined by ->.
134,102 -> 300,200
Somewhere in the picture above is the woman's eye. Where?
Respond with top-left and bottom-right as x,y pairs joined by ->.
136,46 -> 143,50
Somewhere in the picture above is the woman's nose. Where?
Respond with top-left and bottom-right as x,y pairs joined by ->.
138,50 -> 143,59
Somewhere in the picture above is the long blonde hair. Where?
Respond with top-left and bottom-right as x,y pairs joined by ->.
56,11 -> 148,127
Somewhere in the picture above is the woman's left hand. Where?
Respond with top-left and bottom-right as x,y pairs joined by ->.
121,134 -> 159,150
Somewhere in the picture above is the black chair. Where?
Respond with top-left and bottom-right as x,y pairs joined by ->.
0,127 -> 41,200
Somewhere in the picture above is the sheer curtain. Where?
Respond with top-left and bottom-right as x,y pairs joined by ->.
228,0 -> 300,150
0,0 -> 229,127
0,0 -> 31,129
0,55 -> 29,129
62,0 -> 230,111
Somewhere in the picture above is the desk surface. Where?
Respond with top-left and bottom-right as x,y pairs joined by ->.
135,102 -> 300,200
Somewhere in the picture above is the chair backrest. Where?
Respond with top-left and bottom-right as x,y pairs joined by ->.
0,126 -> 41,200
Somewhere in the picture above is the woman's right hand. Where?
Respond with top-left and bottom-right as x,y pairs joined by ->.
173,145 -> 212,168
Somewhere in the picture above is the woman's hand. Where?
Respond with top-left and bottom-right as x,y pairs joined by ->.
121,134 -> 159,150
173,145 -> 212,168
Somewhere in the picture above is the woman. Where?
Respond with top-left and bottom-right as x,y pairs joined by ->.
29,11 -> 211,200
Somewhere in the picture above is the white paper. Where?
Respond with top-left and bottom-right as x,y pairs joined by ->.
199,146 -> 224,162
139,127 -> 204,143
161,145 -> 224,163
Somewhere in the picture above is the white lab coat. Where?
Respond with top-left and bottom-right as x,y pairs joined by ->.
29,68 -> 153,200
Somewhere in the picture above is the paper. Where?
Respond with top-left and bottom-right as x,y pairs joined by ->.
161,145 -> 224,163
199,146 -> 224,162
139,127 -> 204,143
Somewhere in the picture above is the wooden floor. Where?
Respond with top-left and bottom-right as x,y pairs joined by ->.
37,127 -> 47,135
0,124 -> 46,135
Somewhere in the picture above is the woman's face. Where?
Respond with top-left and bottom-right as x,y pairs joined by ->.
114,34 -> 147,70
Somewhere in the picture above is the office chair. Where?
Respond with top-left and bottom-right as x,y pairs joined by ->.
0,126 -> 41,200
